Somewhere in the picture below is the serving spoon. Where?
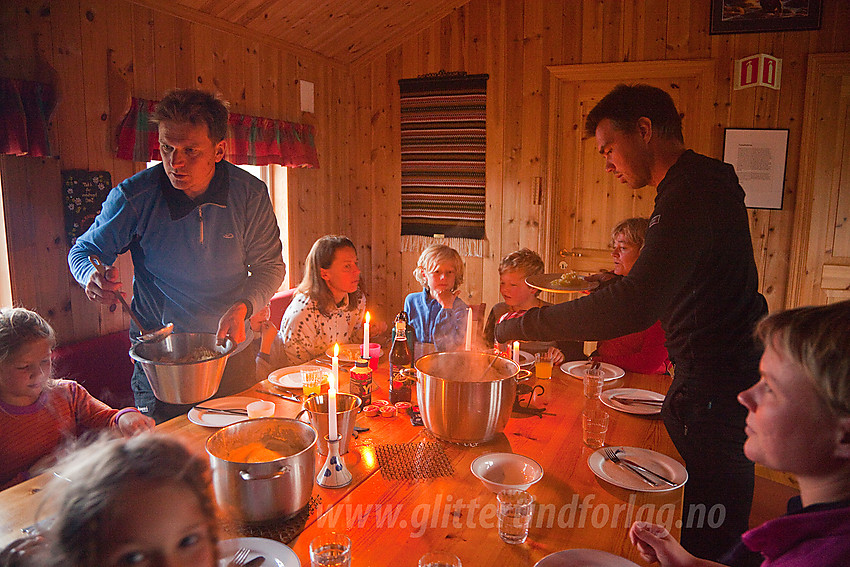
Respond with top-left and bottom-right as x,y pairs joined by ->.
88,256 -> 174,342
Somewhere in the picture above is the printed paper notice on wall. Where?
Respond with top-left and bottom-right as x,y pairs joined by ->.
723,129 -> 789,210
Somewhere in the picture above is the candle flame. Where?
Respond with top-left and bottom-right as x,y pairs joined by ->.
334,343 -> 340,357
513,341 -> 520,348
365,311 -> 371,323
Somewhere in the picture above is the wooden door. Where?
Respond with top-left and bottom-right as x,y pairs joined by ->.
788,53 -> 850,307
543,60 -> 716,279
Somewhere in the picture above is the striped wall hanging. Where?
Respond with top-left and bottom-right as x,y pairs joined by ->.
399,71 -> 488,257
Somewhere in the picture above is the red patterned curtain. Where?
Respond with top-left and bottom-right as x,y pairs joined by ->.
0,77 -> 57,157
116,97 -> 319,168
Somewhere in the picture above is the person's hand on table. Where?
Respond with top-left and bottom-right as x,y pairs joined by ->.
629,521 -> 717,567
217,302 -> 249,345
0,535 -> 46,567
117,410 -> 155,436
85,263 -> 124,306
547,346 -> 565,366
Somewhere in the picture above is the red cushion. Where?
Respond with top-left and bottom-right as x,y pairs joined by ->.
268,288 -> 297,329
51,331 -> 135,408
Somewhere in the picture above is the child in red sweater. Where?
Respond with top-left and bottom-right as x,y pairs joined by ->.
0,308 -> 153,489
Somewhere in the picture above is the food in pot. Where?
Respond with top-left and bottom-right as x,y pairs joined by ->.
551,271 -> 584,288
153,345 -> 219,363
225,437 -> 300,463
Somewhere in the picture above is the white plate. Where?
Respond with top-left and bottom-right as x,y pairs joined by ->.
601,388 -> 665,416
219,536 -> 300,567
587,446 -> 687,492
513,350 -> 535,367
525,273 -> 600,293
267,365 -> 328,389
188,396 -> 286,428
561,360 -> 624,382
326,343 -> 381,362
534,549 -> 639,566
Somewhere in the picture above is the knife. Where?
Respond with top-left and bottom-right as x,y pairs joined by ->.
194,405 -> 248,416
611,395 -> 664,405
243,556 -> 265,567
258,389 -> 302,403
616,455 -> 677,485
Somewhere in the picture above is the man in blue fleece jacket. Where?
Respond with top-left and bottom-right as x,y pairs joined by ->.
69,89 -> 285,422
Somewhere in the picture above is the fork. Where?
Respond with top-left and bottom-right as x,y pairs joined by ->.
227,547 -> 252,566
603,447 -> 657,486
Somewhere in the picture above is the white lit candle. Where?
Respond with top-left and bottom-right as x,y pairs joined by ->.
329,343 -> 339,441
465,307 -> 473,350
363,311 -> 370,358
513,341 -> 520,363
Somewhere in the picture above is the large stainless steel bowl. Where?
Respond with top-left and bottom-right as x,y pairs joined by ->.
412,351 -> 528,444
129,332 -> 235,404
206,417 -> 316,522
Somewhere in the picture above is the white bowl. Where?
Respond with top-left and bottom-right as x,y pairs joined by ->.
470,452 -> 544,492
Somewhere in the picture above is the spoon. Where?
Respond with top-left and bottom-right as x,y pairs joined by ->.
88,256 -> 174,342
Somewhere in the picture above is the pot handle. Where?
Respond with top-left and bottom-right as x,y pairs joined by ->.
295,409 -> 309,423
239,465 -> 291,481
515,369 -> 533,382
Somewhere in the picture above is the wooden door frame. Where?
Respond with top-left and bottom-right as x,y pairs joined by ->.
786,53 -> 850,308
542,60 -> 716,272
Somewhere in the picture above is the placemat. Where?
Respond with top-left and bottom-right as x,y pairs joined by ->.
375,441 -> 455,480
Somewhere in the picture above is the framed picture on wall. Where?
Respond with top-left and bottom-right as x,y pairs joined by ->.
710,0 -> 822,34
723,128 -> 789,210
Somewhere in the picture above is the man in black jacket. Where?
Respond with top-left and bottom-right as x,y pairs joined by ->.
496,84 -> 768,559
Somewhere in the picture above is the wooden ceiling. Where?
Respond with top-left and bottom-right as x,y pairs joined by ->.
131,0 -> 473,67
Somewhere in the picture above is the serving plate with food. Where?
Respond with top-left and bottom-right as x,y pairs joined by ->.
525,272 -> 599,293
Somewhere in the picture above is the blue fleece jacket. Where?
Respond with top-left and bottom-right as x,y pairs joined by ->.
404,289 -> 468,352
68,161 -> 285,335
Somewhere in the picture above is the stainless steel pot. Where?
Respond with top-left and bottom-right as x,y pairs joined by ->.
409,351 -> 531,444
130,332 -> 235,404
205,418 -> 316,522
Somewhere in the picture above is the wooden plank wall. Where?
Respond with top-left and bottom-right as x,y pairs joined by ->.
0,0 -> 351,344
349,0 -> 850,319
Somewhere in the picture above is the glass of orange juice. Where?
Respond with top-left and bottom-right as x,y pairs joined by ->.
535,353 -> 553,380
302,369 -> 325,398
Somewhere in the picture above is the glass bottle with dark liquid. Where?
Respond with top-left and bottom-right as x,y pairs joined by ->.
388,316 -> 412,404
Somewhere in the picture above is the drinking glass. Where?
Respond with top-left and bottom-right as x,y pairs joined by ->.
496,489 -> 535,544
418,552 -> 462,567
310,532 -> 351,567
534,353 -> 553,380
583,368 -> 604,399
582,407 -> 610,449
303,369 -> 325,398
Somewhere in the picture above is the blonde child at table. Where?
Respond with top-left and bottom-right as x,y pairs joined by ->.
628,300 -> 850,567
0,308 -> 153,491
0,433 -> 219,567
404,244 -> 468,354
483,248 -> 576,364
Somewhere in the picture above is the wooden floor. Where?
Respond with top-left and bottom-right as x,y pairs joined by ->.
750,465 -> 799,528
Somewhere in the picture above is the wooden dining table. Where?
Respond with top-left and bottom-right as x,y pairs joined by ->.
0,359 -> 683,566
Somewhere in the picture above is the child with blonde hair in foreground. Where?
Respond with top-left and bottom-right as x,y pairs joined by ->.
1,434 -> 219,567
0,308 -> 153,490
629,300 -> 850,567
